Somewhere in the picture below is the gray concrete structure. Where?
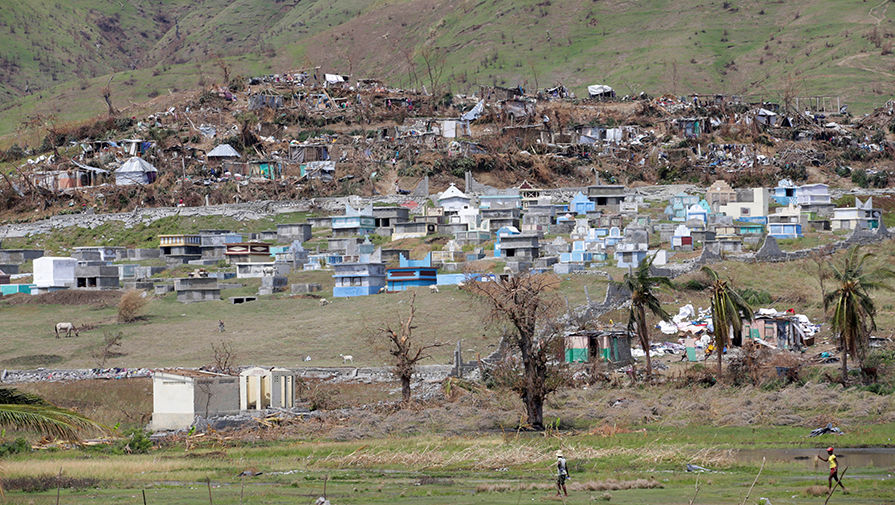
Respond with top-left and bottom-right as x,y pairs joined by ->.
174,277 -> 221,303
75,264 -> 120,290
276,223 -> 312,244
499,234 -> 540,260
0,249 -> 43,265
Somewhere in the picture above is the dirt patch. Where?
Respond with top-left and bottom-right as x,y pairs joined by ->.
0,290 -> 122,307
0,354 -> 64,367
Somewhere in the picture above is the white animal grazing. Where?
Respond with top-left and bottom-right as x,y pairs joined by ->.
340,354 -> 353,364
429,284 -> 439,293
262,266 -> 274,276
54,322 -> 79,338
319,298 -> 330,306
378,286 -> 387,294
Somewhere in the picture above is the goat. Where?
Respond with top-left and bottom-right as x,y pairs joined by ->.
319,298 -> 330,307
378,286 -> 387,294
339,354 -> 353,364
429,284 -> 440,293
262,266 -> 274,276
55,322 -> 79,338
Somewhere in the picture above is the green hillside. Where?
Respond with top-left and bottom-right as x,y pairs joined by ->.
1,0 -> 893,139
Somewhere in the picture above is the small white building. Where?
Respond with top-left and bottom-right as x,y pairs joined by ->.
239,367 -> 295,411
150,370 -> 240,431
33,256 -> 77,289
438,184 -> 472,212
718,187 -> 769,221
832,197 -> 881,231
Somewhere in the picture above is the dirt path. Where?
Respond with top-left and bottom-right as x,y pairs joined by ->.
869,0 -> 888,26
834,1 -> 893,78
835,53 -> 895,79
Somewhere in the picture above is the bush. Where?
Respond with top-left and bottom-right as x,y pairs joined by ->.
117,289 -> 148,323
738,288 -> 773,306
681,279 -> 708,291
115,429 -> 152,454
851,168 -> 868,187
0,437 -> 31,457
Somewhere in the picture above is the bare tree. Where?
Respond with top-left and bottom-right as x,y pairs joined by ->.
465,272 -> 566,430
418,45 -> 447,96
101,76 -> 117,116
374,292 -> 443,402
91,330 -> 124,368
209,341 -> 237,374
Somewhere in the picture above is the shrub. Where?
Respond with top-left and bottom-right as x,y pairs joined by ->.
0,437 -> 31,457
117,289 -> 148,323
681,279 -> 708,291
738,288 -> 773,306
115,429 -> 152,454
851,168 -> 868,187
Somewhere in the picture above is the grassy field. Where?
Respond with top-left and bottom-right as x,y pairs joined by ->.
2,423 -> 893,504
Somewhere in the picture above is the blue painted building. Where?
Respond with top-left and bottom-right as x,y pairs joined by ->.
569,192 -> 595,215
331,204 -> 376,238
493,226 -> 520,258
665,193 -> 700,221
735,220 -> 765,235
772,178 -> 798,205
768,222 -> 802,239
559,240 -> 593,263
332,259 -> 386,297
1,284 -> 34,296
386,253 -> 438,291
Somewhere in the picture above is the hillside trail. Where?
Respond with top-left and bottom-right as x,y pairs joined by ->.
869,0 -> 888,26
834,0 -> 893,78
836,53 -> 895,78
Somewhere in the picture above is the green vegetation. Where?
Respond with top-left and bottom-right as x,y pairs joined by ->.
2,0 -> 894,142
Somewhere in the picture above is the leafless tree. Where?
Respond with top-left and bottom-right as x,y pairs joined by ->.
374,292 -> 443,402
91,330 -> 124,368
465,272 -> 567,430
210,341 -> 238,374
101,76 -> 117,116
418,45 -> 447,96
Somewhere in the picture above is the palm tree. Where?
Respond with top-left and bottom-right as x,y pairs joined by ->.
702,267 -> 752,377
824,245 -> 894,383
0,388 -> 105,441
624,255 -> 673,378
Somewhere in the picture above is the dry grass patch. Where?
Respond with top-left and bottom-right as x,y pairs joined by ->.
475,478 -> 662,493
806,485 -> 828,496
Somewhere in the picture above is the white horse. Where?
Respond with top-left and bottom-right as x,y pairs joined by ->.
339,354 -> 353,364
55,322 -> 79,338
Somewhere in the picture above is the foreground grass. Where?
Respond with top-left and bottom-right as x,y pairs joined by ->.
3,424 -> 894,504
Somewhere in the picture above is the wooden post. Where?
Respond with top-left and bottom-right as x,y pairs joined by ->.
206,478 -> 213,505
142,489 -> 147,505
55,468 -> 62,505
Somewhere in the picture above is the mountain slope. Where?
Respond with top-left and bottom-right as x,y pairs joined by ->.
0,0 -> 893,139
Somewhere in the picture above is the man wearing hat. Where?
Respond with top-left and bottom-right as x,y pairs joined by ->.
555,450 -> 569,497
817,447 -> 845,491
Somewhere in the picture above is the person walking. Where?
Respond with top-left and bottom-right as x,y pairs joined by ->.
555,450 -> 569,497
817,447 -> 845,491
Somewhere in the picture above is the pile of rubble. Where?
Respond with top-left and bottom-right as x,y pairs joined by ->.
1,367 -> 151,383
